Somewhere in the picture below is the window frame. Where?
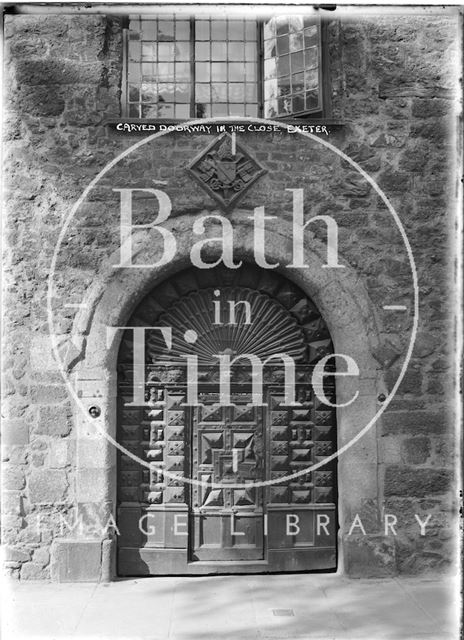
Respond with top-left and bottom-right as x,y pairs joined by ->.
121,16 -> 330,120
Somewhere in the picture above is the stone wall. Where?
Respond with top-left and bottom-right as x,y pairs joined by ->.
1,9 -> 459,579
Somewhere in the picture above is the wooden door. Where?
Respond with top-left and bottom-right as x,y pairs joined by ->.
116,266 -> 338,575
190,387 -> 264,561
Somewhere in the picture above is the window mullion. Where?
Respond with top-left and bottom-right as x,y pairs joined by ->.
190,17 -> 196,118
257,19 -> 264,118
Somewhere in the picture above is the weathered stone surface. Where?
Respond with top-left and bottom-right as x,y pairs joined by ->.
401,436 -> 431,464
50,539 -> 103,582
385,466 -> 453,497
4,546 -> 32,563
20,562 -> 50,580
3,465 -> 26,490
28,469 -> 68,503
382,410 -> 448,436
30,386 -> 68,405
35,405 -> 72,437
343,535 -> 396,577
32,547 -> 50,567
2,11 -> 458,581
2,419 -> 29,445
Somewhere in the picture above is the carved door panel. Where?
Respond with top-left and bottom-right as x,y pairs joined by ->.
265,384 -> 337,571
190,388 -> 265,561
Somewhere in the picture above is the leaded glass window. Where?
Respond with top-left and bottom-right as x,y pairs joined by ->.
263,16 -> 321,117
124,15 -> 324,119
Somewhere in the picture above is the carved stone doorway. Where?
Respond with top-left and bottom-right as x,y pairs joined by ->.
116,264 -> 338,575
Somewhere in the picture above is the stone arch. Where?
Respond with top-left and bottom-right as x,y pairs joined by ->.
66,211 -> 384,577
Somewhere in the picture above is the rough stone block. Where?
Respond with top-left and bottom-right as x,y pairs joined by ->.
401,436 -> 431,464
31,385 -> 68,405
28,468 -> 68,503
382,411 -> 448,436
50,539 -> 103,582
35,404 -> 72,437
344,534 -> 397,577
20,562 -> 50,580
32,547 -> 50,567
3,466 -> 26,490
4,546 -> 32,563
2,419 -> 29,445
385,465 -> 453,497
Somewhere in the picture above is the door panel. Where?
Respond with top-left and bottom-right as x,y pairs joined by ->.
190,389 -> 264,561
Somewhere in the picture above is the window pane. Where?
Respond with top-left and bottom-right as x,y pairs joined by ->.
245,62 -> 256,81
142,104 -> 160,117
290,31 -> 304,52
142,21 -> 157,40
229,62 -> 244,81
263,18 -> 276,41
130,41 -> 142,61
196,21 -> 210,40
175,83 -> 190,102
277,55 -> 289,77
229,42 -> 244,61
129,103 -> 140,118
141,82 -> 158,102
228,20 -> 244,40
175,41 -> 190,60
157,20 -> 175,41
211,62 -> 227,82
211,62 -> 227,81
211,42 -> 227,60
141,43 -> 156,61
176,21 -> 190,39
157,102 -> 175,118
305,89 -> 319,110
305,68 -> 318,89
229,83 -> 245,103
195,83 -> 210,102
175,103 -> 190,118
158,83 -> 175,101
211,20 -> 227,39
291,51 -> 304,73
128,84 -> 139,102
245,82 -> 257,101
276,35 -> 289,56
264,39 -> 276,58
304,25 -> 318,47
264,57 -> 276,80
245,21 -> 257,40
245,104 -> 258,117
195,42 -> 210,60
288,16 -> 304,32
229,104 -> 245,116
264,99 -> 277,118
195,62 -> 210,81
264,78 -> 278,101
275,17 -> 288,37
292,72 -> 304,93
211,83 -> 227,101
292,93 -> 304,112
175,62 -> 190,81
212,103 -> 228,116
245,42 -> 257,60
304,47 -> 318,69
157,63 -> 175,81
158,43 -> 174,61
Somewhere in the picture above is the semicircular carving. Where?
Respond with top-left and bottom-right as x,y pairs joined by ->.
146,287 -> 307,364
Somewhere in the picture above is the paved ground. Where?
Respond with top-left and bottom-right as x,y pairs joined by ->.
1,574 -> 460,640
